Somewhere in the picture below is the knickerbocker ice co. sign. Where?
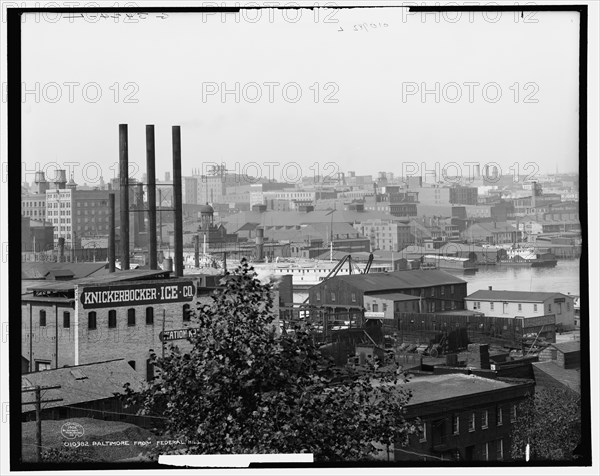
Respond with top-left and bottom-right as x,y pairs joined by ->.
79,282 -> 196,309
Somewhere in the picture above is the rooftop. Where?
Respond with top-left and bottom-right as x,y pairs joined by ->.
532,361 -> 580,394
330,269 -> 466,292
403,373 -> 521,406
466,290 -> 572,302
21,262 -> 109,280
26,269 -> 172,293
366,292 -> 420,302
22,359 -> 144,410
550,341 -> 580,354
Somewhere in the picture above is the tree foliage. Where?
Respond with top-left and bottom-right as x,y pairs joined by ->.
124,259 -> 415,461
510,387 -> 581,461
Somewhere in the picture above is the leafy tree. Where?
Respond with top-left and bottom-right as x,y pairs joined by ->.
510,387 -> 581,461
124,259 -> 415,461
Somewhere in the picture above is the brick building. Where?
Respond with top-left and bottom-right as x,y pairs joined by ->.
394,372 -> 534,462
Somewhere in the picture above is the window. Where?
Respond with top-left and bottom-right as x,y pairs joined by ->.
316,291 -> 321,301
351,292 -> 356,303
534,304 -> 538,312
146,307 -> 154,325
63,311 -> 70,328
481,410 -> 488,429
108,310 -> 117,328
469,412 -> 476,432
548,304 -> 552,313
441,286 -> 445,296
418,422 -> 427,442
383,303 -> 388,312
511,404 -> 517,423
330,292 -> 336,302
450,285 -> 455,294
183,304 -> 191,322
490,302 -> 494,310
496,406 -> 503,426
518,303 -> 522,311
496,439 -> 504,460
39,310 -> 46,327
127,308 -> 136,326
483,442 -> 489,461
35,361 -> 51,371
128,360 -> 136,370
567,302 -> 571,311
88,311 -> 97,330
452,414 -> 459,435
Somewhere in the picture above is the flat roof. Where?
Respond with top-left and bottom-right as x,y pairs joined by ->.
403,373 -> 518,405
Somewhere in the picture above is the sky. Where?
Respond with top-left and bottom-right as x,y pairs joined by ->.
19,7 -> 581,187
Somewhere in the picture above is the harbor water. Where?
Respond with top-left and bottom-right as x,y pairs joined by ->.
292,259 -> 582,303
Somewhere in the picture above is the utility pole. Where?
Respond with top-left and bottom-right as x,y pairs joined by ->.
22,385 -> 62,463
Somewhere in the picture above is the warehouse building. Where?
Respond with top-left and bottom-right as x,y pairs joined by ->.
22,268 -> 285,380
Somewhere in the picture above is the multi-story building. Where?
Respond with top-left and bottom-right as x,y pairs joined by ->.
308,270 -> 467,317
46,186 -> 114,248
182,176 -> 198,205
462,222 -> 518,245
395,372 -> 534,462
353,219 -> 413,252
465,289 -> 575,328
450,186 -> 479,205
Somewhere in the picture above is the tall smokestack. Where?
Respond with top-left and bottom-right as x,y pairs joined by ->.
194,235 -> 200,268
172,126 -> 184,277
57,237 -> 65,262
134,182 -> 145,246
119,124 -> 130,271
108,193 -> 116,273
256,227 -> 264,261
146,125 -> 158,270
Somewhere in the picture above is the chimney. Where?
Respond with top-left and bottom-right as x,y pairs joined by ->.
256,227 -> 264,261
488,286 -> 492,290
172,126 -> 184,277
119,124 -> 130,271
58,237 -> 65,262
108,193 -> 116,272
146,125 -> 158,270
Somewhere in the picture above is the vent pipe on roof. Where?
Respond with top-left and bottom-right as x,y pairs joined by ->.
488,286 -> 492,291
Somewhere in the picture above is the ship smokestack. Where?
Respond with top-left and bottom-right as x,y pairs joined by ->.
119,124 -> 130,271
